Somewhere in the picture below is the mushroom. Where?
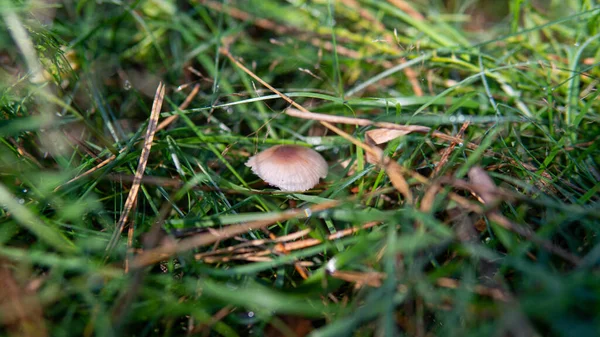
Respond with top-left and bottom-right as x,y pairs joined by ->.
245,145 -> 328,191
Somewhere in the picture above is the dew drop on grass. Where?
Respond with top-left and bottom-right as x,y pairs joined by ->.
225,281 -> 238,290
123,80 -> 131,90
304,208 -> 312,217
326,257 -> 337,274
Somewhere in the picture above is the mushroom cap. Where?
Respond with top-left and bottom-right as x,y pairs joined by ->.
245,145 -> 328,191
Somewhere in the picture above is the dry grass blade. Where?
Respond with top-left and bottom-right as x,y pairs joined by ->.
286,108 -> 430,134
105,82 -> 165,255
364,130 -> 413,202
434,277 -> 511,302
420,182 -> 441,213
287,107 -> 480,149
190,305 -> 234,335
330,270 -> 385,288
193,222 -> 379,261
193,229 -> 312,260
8,138 -> 43,168
365,128 -> 413,145
467,166 -> 500,205
433,120 -> 469,176
157,83 -> 200,131
329,270 -> 510,301
387,0 -> 425,20
131,200 -> 341,268
54,153 -> 117,191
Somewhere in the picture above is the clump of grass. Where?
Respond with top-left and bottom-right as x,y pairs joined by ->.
1,0 -> 600,336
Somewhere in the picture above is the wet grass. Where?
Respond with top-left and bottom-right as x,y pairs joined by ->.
1,0 -> 600,336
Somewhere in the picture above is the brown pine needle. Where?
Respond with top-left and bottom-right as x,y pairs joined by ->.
53,153 -> 117,191
131,200 -> 341,268
157,83 -> 200,131
433,120 -> 470,176
105,82 -> 165,255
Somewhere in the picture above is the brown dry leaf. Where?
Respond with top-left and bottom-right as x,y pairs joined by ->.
0,262 -> 48,337
474,217 -> 487,232
364,132 -> 385,165
330,270 -> 385,288
467,166 -> 500,205
384,159 -> 413,204
365,132 -> 413,203
420,183 -> 441,213
365,128 -> 412,145
339,158 -> 357,176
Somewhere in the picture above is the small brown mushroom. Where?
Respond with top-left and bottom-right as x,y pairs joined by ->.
245,145 -> 328,191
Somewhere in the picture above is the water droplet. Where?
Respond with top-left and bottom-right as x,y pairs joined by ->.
326,257 -> 337,274
457,114 -> 465,122
458,143 -> 464,147
22,189 -> 28,194
304,208 -> 312,217
18,198 -> 25,204
123,80 -> 131,90
247,311 -> 255,318
449,116 -> 456,123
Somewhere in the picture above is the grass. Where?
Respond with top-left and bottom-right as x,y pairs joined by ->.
1,0 -> 600,336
